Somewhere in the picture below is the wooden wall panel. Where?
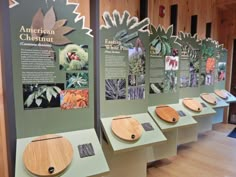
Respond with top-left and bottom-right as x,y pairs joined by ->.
148,0 -> 216,39
68,0 -> 90,28
216,7 -> 236,122
100,0 -> 140,25
0,49 -> 9,177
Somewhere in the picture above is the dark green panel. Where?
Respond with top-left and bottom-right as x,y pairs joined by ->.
10,0 -> 94,138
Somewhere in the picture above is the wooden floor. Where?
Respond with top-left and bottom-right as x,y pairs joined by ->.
147,123 -> 236,177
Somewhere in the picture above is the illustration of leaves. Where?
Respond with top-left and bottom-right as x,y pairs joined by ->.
150,24 -> 156,35
103,12 -> 114,27
155,43 -> 161,54
161,42 -> 166,56
113,11 -> 120,26
121,12 -> 129,26
132,18 -> 149,31
48,26 -> 74,45
55,26 -> 74,35
165,42 -> 171,55
44,7 -> 56,31
166,26 -> 173,37
127,18 -> 137,28
52,35 -> 72,45
53,19 -> 67,30
31,8 -> 44,37
24,93 -> 35,107
35,98 -> 42,106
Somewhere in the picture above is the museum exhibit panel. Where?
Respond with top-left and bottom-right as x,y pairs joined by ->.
1,1 -> 236,177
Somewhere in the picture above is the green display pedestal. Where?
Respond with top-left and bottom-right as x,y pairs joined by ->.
15,129 -> 109,177
217,90 -> 236,103
101,113 -> 166,177
179,97 -> 216,133
200,93 -> 229,124
147,104 -> 197,161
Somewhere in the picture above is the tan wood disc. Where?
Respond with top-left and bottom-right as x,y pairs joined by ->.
111,116 -> 142,141
182,98 -> 203,112
214,89 -> 228,99
155,105 -> 179,123
200,93 -> 217,105
23,134 -> 73,177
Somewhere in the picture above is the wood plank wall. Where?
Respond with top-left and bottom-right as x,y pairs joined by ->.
0,51 -> 9,177
100,0 -> 140,25
216,5 -> 236,122
68,0 -> 90,28
217,8 -> 236,91
148,0 -> 216,39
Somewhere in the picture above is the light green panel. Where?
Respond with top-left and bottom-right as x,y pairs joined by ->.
101,113 -> 167,153
148,104 -> 197,131
10,0 -> 94,138
100,11 -> 150,117
214,49 -> 227,90
179,97 -> 216,117
178,32 -> 201,98
200,39 -> 225,93
15,129 -> 110,177
148,25 -> 181,106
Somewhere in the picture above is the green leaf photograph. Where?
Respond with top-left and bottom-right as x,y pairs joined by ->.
23,83 -> 64,109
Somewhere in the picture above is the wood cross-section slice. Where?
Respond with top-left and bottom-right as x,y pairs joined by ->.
155,105 -> 179,123
214,89 -> 228,100
111,116 -> 142,141
23,134 -> 73,177
200,93 -> 217,105
182,98 -> 203,112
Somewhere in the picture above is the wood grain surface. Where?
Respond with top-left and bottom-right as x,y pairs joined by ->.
0,50 -> 9,177
23,134 -> 73,177
111,116 -> 142,141
182,98 -> 203,112
147,123 -> 236,177
200,93 -> 217,105
155,105 -> 179,123
214,89 -> 228,99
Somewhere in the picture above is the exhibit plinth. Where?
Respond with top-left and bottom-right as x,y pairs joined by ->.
147,103 -> 197,161
101,113 -> 166,177
179,97 -> 216,133
15,129 -> 109,177
200,93 -> 229,124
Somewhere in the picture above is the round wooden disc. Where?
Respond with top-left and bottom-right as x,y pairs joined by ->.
111,116 -> 142,141
214,89 -> 228,100
200,93 -> 217,105
182,98 -> 203,112
23,134 -> 73,177
155,105 -> 179,123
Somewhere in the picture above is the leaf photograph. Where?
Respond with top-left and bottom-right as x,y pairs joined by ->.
128,86 -> 145,100
129,47 -> 145,75
23,83 -> 64,109
59,44 -> 89,71
60,89 -> 89,110
66,72 -> 88,89
105,79 -> 126,100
